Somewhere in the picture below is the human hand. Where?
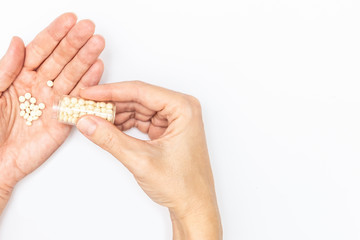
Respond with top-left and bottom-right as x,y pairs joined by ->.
76,81 -> 222,239
0,13 -> 105,213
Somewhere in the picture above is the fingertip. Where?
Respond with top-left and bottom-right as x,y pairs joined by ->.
90,34 -> 106,51
77,19 -> 96,34
60,12 -> 78,28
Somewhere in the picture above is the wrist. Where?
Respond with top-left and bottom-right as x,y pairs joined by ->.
170,202 -> 222,240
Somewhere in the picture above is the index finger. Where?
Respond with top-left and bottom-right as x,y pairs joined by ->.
24,12 -> 77,70
79,81 -> 183,112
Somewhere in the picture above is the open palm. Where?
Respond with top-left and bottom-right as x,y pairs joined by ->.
0,13 -> 105,188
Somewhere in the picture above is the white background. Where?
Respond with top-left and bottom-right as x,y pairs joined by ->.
0,0 -> 360,239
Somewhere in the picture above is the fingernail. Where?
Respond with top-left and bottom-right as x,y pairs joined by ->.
77,117 -> 97,136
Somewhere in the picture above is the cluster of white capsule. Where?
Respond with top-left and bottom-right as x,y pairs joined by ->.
57,96 -> 115,125
19,93 -> 45,126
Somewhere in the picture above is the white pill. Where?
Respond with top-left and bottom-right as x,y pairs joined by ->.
106,103 -> 113,109
30,104 -> 34,110
32,116 -> 39,120
106,109 -> 113,114
26,121 -> 32,126
71,97 -> 77,104
30,97 -> 36,104
100,102 -> 106,108
26,108 -> 30,113
34,105 -> 39,111
24,93 -> 31,99
24,113 -> 29,119
20,103 -> 26,110
63,97 -> 70,105
107,115 -> 113,121
30,111 -> 37,117
78,99 -> 85,105
19,110 -> 25,116
19,96 -> 25,102
28,116 -> 33,122
47,80 -> 54,87
39,103 -> 45,110
24,101 -> 30,107
36,110 -> 42,116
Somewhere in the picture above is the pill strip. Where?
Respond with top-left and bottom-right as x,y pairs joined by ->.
57,96 -> 115,125
19,93 -> 45,126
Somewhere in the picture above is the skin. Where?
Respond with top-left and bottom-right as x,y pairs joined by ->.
76,81 -> 223,239
0,13 -> 105,214
0,13 -> 221,239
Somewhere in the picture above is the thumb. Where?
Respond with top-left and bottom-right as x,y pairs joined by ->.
0,37 -> 25,96
76,116 -> 152,171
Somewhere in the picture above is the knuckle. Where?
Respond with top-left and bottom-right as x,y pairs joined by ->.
179,94 -> 202,118
132,80 -> 145,87
100,132 -> 117,151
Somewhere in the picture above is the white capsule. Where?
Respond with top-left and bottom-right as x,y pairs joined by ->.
20,103 -> 26,110
36,110 -> 42,116
24,93 -> 31,99
24,113 -> 29,119
26,121 -> 32,126
47,80 -> 54,87
30,104 -> 34,110
19,96 -> 25,102
32,116 -> 39,121
19,110 -> 25,116
25,108 -> 31,113
30,97 -> 36,104
38,103 -> 45,110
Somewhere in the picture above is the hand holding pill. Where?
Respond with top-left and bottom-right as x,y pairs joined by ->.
0,13 -> 105,213
76,81 -> 222,239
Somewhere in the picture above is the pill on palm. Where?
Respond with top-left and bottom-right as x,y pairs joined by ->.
39,103 -> 45,110
18,93 -> 45,125
47,80 -> 54,87
24,93 -> 31,99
